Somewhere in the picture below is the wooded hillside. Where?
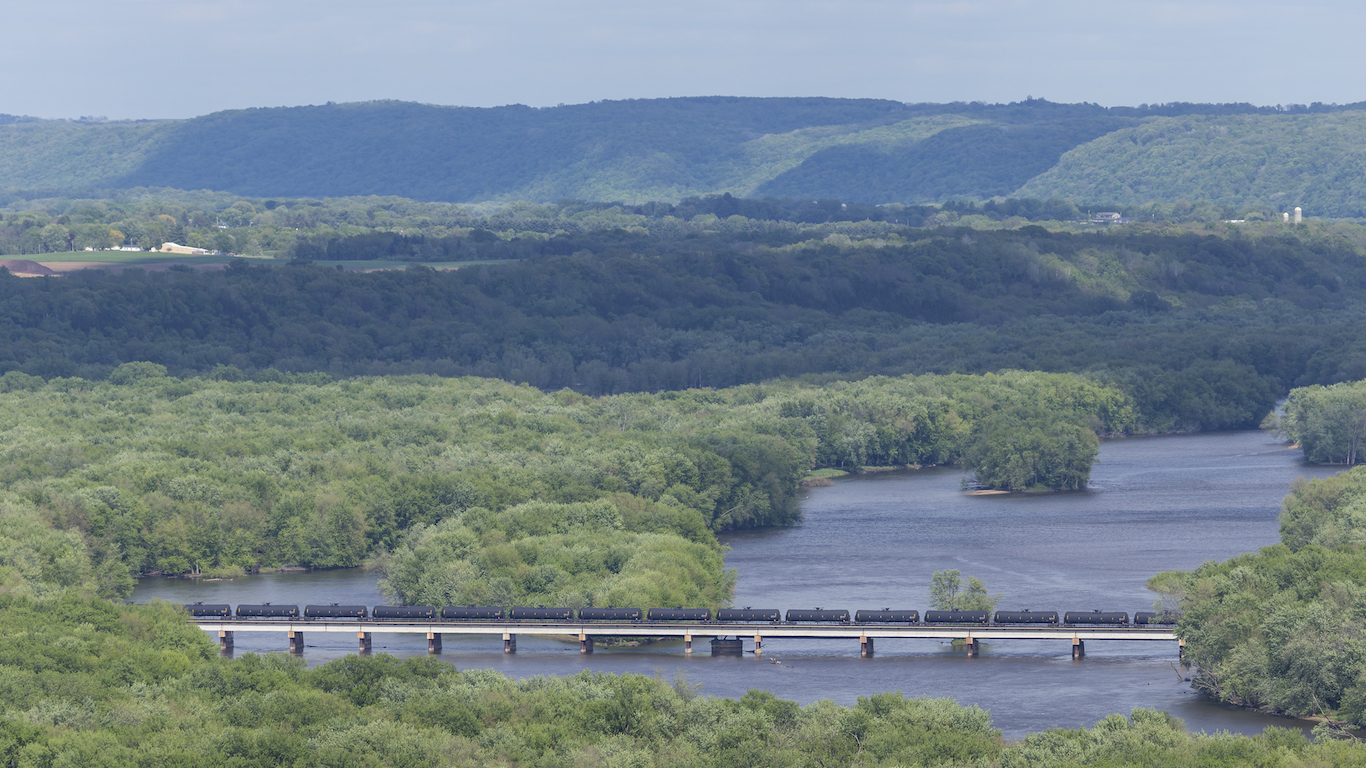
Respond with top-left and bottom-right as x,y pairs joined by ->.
1018,113 -> 1366,218
4,99 -> 1365,212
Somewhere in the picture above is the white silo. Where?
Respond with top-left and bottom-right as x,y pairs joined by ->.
1294,207 -> 1303,224
1283,212 -> 1290,223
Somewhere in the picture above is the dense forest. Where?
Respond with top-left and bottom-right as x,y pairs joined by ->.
2,192 -> 1353,441
4,98 -> 1366,211
5,594 -> 1362,767
0,369 -> 1129,606
6,209 -> 1366,435
1151,465 -> 1366,726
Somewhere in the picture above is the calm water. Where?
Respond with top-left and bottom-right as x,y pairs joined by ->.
133,431 -> 1341,737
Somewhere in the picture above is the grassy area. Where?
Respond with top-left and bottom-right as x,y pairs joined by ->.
804,468 -> 850,480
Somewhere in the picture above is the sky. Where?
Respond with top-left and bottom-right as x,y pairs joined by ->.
5,0 -> 1363,120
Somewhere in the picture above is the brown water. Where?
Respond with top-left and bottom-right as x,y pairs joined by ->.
132,430 -> 1340,737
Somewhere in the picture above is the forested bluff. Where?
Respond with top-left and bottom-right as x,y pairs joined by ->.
7,97 -> 1366,215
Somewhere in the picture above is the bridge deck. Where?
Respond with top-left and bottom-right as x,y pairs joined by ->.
191,620 -> 1176,642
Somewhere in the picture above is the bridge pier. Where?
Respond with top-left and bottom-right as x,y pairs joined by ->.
504,633 -> 516,653
580,633 -> 594,654
860,636 -> 874,657
1072,638 -> 1085,659
753,634 -> 763,656
288,630 -> 304,654
358,631 -> 372,654
1178,638 -> 1185,660
965,638 -> 979,657
684,633 -> 692,654
427,632 -> 442,654
710,638 -> 743,655
218,630 -> 233,654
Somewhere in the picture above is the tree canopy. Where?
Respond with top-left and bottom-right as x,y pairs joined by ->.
1151,465 -> 1366,725
1276,381 -> 1366,465
928,570 -> 1001,612
0,369 -> 1131,606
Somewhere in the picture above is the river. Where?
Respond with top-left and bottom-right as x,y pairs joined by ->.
132,430 -> 1342,738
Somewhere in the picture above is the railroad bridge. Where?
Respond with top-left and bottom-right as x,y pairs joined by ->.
190,618 -> 1181,659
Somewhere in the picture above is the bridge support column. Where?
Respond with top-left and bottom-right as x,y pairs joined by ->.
580,633 -> 594,654
218,630 -> 233,653
1072,638 -> 1085,659
684,633 -> 692,654
358,631 -> 372,654
504,633 -> 516,653
753,635 -> 763,657
860,636 -> 874,657
1178,638 -> 1185,661
427,632 -> 442,654
288,630 -> 304,654
965,637 -> 978,657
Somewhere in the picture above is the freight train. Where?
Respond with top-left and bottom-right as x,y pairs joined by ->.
185,603 -> 1177,626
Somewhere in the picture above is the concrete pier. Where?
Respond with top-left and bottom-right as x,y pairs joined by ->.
710,638 -> 743,655
860,636 -> 874,657
219,630 -> 233,654
579,634 -> 594,654
358,631 -> 372,654
753,634 -> 763,656
504,633 -> 516,653
964,638 -> 979,657
684,633 -> 692,654
1072,638 -> 1085,659
288,630 -> 303,654
427,632 -> 442,653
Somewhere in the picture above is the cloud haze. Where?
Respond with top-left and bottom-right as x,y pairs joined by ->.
5,0 -> 1360,119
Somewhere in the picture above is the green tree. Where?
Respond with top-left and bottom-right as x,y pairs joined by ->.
965,412 -> 1099,491
929,569 -> 1000,611
1280,381 -> 1366,465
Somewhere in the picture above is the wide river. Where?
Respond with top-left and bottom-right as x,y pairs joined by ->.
133,430 -> 1342,738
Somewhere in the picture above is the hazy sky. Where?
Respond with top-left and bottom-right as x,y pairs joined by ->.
6,0 -> 1362,120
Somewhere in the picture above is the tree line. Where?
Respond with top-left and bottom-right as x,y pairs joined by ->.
0,186 -> 1342,258
0,367 -> 1131,608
